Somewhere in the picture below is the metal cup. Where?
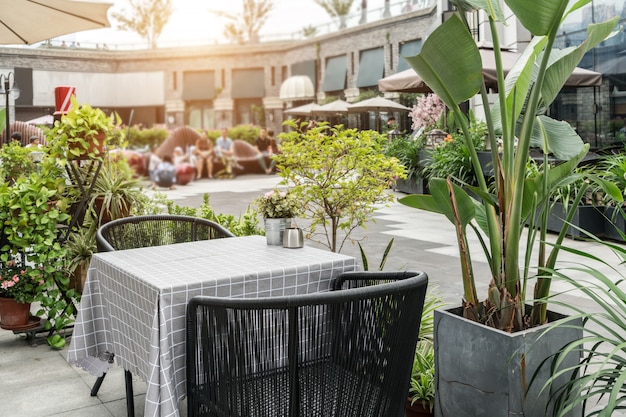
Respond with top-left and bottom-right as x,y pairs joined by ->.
283,227 -> 304,248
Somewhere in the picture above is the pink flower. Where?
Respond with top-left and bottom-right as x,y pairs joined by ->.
12,275 -> 20,283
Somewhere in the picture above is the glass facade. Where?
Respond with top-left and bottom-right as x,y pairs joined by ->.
552,0 -> 626,149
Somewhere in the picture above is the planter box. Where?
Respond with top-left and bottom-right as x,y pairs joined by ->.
394,177 -> 426,195
477,151 -> 495,177
546,202 -> 605,239
603,206 -> 626,242
434,307 -> 582,417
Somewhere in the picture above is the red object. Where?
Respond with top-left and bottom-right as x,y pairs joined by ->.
54,86 -> 76,115
176,163 -> 195,185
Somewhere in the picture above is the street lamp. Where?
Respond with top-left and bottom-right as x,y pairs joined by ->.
0,72 -> 20,145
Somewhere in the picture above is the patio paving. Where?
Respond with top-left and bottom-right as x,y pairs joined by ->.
1,173 -> 625,416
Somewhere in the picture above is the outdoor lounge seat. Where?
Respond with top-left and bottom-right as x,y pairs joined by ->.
93,215 -> 235,417
186,270 -> 428,417
231,139 -> 265,174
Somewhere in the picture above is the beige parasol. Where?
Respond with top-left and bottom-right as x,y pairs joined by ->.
378,47 -> 603,93
0,0 -> 112,45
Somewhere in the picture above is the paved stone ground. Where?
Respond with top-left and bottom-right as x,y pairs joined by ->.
1,173 -> 625,416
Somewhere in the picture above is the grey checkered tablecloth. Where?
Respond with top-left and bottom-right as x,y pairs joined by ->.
67,235 -> 357,417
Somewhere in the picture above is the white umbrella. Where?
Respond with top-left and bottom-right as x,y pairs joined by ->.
310,99 -> 350,116
283,102 -> 321,116
347,96 -> 411,113
0,0 -> 112,45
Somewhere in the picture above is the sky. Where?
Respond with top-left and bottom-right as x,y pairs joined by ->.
65,0 -> 391,48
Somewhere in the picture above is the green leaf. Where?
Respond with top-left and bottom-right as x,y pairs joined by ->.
405,14 -> 482,108
505,0 -> 570,35
529,115 -> 585,160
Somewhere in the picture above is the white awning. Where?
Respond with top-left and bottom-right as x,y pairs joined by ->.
279,75 -> 315,100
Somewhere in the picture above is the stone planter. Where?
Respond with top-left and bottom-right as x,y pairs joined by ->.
394,177 -> 425,195
434,306 -> 582,417
546,202 -> 605,239
603,206 -> 626,242
264,218 -> 291,246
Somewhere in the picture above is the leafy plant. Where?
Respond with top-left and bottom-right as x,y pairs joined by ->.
385,135 -> 424,182
422,123 -> 487,187
276,121 -> 406,252
47,95 -> 121,162
0,155 -> 76,348
88,158 -> 145,225
539,231 -> 626,416
0,141 -> 37,182
254,189 -> 301,219
399,0 -> 620,331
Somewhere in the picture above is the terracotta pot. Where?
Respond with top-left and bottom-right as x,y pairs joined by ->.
0,297 -> 31,329
93,196 -> 131,225
406,398 -> 434,417
69,262 -> 88,293
69,131 -> 105,160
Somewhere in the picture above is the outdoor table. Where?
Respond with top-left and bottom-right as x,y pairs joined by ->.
66,235 -> 357,417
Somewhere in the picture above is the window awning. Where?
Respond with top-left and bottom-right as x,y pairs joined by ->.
398,40 -> 422,72
356,48 -> 384,88
291,60 -> 317,90
322,55 -> 347,92
231,68 -> 265,99
182,71 -> 215,100
279,75 -> 315,100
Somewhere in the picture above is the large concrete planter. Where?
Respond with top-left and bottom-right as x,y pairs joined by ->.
546,202 -> 605,239
603,206 -> 626,242
394,177 -> 426,195
434,307 -> 582,417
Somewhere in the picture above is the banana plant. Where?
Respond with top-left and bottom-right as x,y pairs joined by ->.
399,0 -> 621,331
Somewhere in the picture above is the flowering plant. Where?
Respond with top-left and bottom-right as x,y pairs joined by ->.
255,189 -> 301,219
409,94 -> 445,131
0,259 -> 41,304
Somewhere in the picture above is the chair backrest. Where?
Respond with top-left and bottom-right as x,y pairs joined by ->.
96,214 -> 235,252
186,271 -> 428,417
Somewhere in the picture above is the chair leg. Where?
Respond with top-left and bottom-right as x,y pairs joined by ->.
125,370 -> 135,417
90,373 -> 106,396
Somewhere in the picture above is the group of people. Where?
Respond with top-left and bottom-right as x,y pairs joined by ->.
149,127 -> 279,189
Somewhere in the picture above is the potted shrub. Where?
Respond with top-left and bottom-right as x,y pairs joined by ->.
64,226 -> 96,293
398,1 -> 619,415
254,188 -> 302,245
88,157 -> 145,225
47,95 -> 121,161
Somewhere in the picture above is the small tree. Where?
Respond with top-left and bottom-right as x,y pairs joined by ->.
111,0 -> 173,49
275,121 -> 406,252
314,0 -> 355,29
212,0 -> 275,44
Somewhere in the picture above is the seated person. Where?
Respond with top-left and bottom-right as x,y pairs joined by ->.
152,154 -> 177,190
254,128 -> 277,174
214,127 -> 241,175
173,146 -> 187,166
193,133 -> 214,179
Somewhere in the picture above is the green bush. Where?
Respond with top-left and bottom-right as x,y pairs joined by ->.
125,125 -> 169,149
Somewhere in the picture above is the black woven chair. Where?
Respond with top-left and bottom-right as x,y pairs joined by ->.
186,270 -> 428,417
92,214 -> 235,417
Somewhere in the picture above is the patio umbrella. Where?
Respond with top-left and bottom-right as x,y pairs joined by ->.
0,0 -> 112,45
310,99 -> 350,116
348,97 -> 411,132
283,102 -> 321,116
378,48 -> 603,93
347,96 -> 411,113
